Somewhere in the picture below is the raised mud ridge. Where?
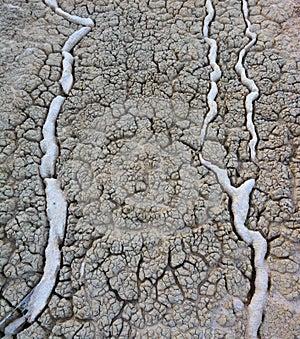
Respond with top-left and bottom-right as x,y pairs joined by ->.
199,1 -> 268,338
3,1 -> 94,336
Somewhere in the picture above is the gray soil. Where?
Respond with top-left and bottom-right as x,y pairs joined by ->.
0,0 -> 299,338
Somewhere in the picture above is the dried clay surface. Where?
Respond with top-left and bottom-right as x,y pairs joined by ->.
0,0 -> 299,338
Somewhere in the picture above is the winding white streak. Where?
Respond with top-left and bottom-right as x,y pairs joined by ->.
199,0 -> 222,146
62,26 -> 92,52
55,8 -> 94,27
199,154 -> 268,339
4,180 -> 67,337
40,96 -> 65,178
26,178 -> 67,322
3,2 -> 94,336
44,0 -> 94,27
3,316 -> 27,337
60,51 -> 74,94
246,236 -> 268,339
235,0 -> 259,161
203,0 -> 214,37
60,27 -> 92,98
44,0 -> 58,10
59,27 -> 91,97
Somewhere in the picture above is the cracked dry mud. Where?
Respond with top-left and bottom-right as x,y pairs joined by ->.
0,0 -> 299,338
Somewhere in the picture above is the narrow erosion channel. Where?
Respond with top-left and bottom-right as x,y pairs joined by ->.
200,1 -> 268,338
2,1 -> 95,336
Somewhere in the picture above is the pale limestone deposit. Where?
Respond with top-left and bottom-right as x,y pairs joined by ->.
0,0 -> 299,338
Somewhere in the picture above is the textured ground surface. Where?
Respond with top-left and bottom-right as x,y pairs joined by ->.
0,0 -> 300,338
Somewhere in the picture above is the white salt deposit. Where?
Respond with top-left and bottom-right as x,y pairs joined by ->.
40,96 -> 65,178
60,51 -> 74,94
199,0 -> 222,147
55,8 -> 94,27
3,1 -> 266,338
235,0 -> 259,161
25,178 -> 67,322
3,1 -> 94,335
4,178 -> 67,336
40,96 -> 65,154
199,4 -> 267,335
199,154 -> 268,339
45,0 -> 94,27
44,0 -> 58,10
62,27 -> 92,53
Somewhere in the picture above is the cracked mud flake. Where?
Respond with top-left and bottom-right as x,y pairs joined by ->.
0,0 -> 300,338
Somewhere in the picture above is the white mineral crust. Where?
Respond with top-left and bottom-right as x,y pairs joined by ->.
60,51 -> 74,94
25,178 -> 67,322
199,154 -> 268,339
62,27 -> 92,53
235,0 -> 259,162
199,0 -> 222,147
40,96 -> 65,178
3,1 -> 94,335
